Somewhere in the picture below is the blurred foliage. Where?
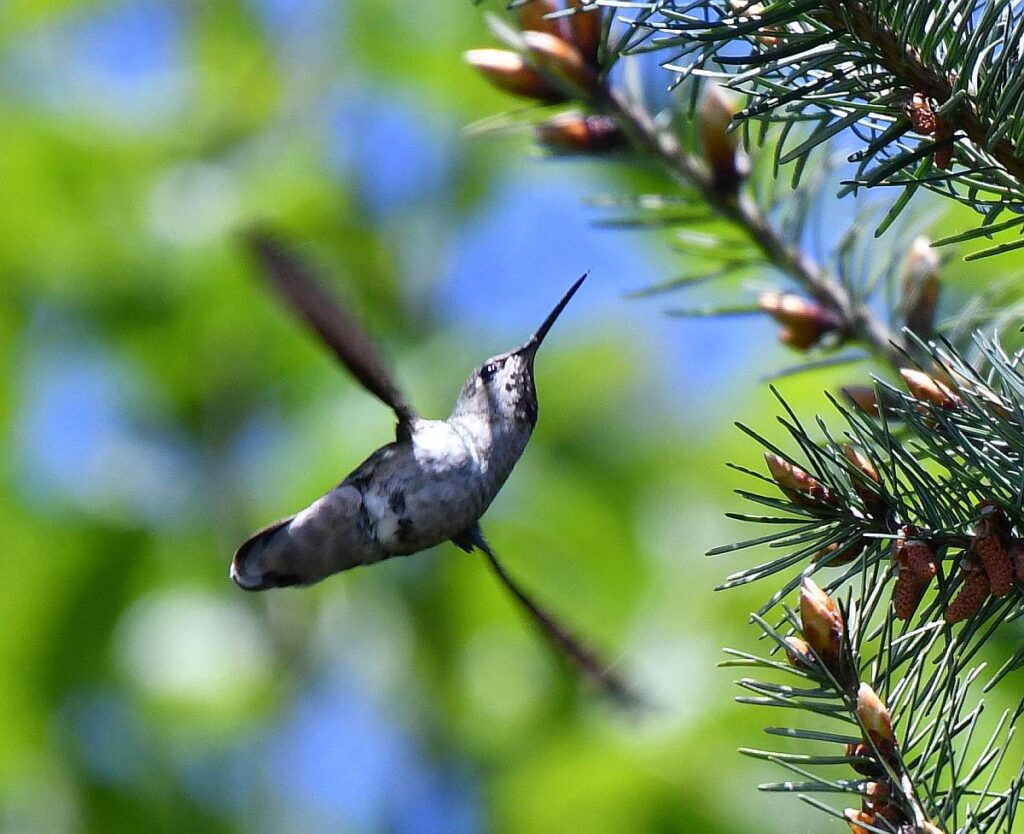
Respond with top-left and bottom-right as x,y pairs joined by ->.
3,2 -> 1024,834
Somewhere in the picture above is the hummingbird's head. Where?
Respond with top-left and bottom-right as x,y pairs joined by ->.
452,273 -> 586,427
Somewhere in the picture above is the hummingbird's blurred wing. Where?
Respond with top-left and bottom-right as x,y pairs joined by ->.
457,526 -> 640,707
244,228 -> 418,440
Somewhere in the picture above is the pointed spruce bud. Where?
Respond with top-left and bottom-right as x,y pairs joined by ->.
783,635 -> 814,669
700,84 -> 747,195
842,444 -> 885,517
759,291 -> 842,351
799,578 -> 844,669
464,49 -> 564,102
764,452 -> 835,506
521,30 -> 595,97
844,809 -> 876,834
566,0 -> 602,67
516,0 -> 566,38
900,368 -> 961,410
945,562 -> 990,624
841,385 -> 880,417
901,237 -> 941,338
856,682 -> 896,758
535,112 -> 625,154
843,445 -> 879,484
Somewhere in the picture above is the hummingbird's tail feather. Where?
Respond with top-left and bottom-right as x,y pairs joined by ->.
470,530 -> 640,706
231,484 -> 381,590
231,517 -> 304,591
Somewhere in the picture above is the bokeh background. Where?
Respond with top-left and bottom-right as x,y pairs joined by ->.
0,2 -> 1005,833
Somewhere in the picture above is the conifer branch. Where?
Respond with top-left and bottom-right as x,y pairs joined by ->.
816,0 -> 1024,185
598,84 -> 906,369
717,334 -> 1024,832
463,5 -> 1024,831
645,0 -> 1024,255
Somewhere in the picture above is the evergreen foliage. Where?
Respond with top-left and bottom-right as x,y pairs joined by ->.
466,1 -> 1024,830
639,0 -> 1024,259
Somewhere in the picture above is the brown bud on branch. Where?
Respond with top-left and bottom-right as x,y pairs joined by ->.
842,445 -> 879,485
521,30 -> 595,98
464,49 -> 564,102
856,682 -> 897,759
863,780 -> 891,808
841,385 -> 880,417
516,0 -> 566,38
699,84 -> 747,195
759,291 -> 842,351
934,118 -> 954,170
842,444 -> 886,517
906,92 -> 955,169
764,453 -> 835,506
900,368 -> 961,410
783,636 -> 814,669
566,0 -> 603,67
799,578 -> 844,671
906,92 -> 938,135
535,112 -> 625,154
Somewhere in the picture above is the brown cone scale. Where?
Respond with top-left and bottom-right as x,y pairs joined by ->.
946,566 -> 990,624
893,568 -> 924,620
975,533 -> 1013,597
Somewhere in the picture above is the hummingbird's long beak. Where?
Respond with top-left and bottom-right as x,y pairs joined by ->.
516,273 -> 588,358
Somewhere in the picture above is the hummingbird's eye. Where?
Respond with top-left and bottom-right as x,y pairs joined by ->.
481,362 -> 500,382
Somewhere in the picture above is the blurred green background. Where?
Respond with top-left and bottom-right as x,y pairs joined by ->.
0,2 -> 1004,833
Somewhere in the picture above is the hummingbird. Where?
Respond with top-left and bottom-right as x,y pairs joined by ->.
231,230 -> 632,702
